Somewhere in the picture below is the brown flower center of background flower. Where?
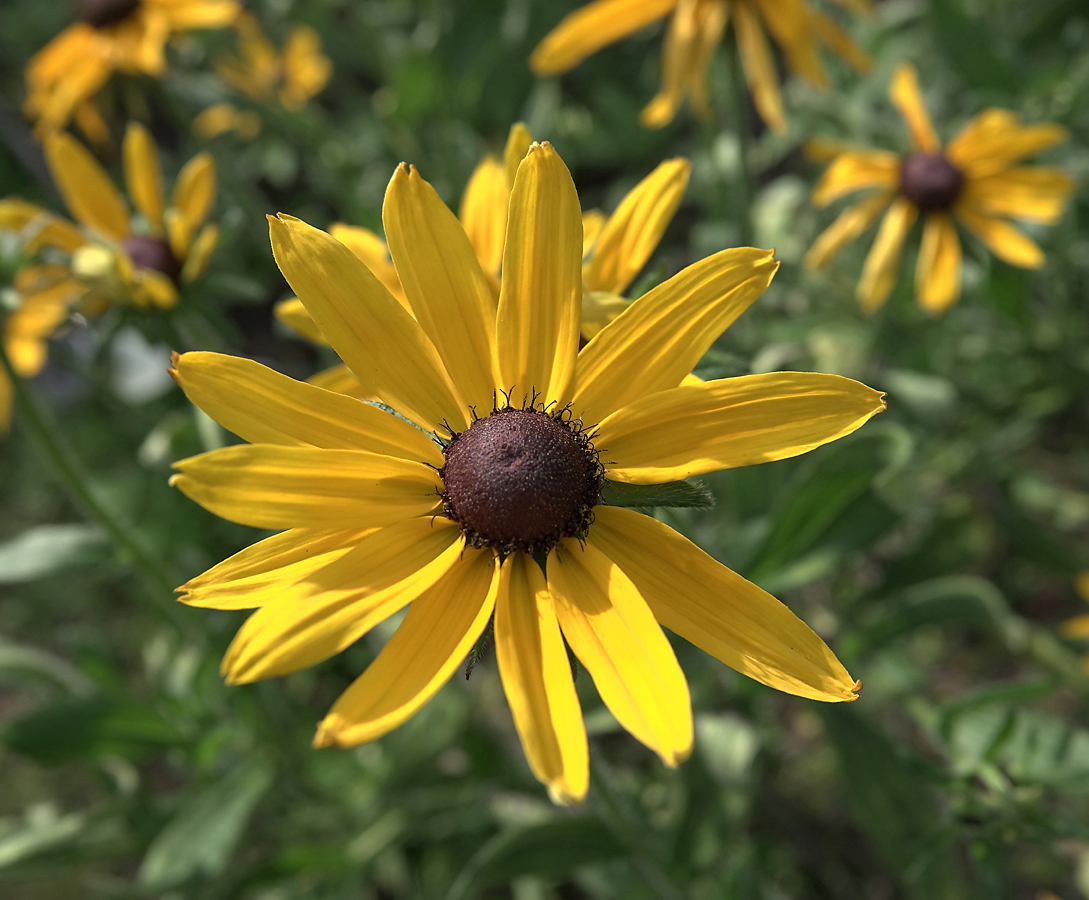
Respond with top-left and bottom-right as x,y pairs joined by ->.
78,0 -> 140,29
440,406 -> 603,555
899,152 -> 964,211
122,236 -> 181,282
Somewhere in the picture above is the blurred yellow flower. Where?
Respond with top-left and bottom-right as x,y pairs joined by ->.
193,102 -> 262,141
805,64 -> 1074,315
170,141 -> 883,803
0,124 -> 218,313
24,0 -> 240,141
275,123 -> 692,394
530,0 -> 872,133
1061,574 -> 1089,676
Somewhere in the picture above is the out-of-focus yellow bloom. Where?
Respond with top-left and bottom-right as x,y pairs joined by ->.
530,0 -> 871,134
805,64 -> 1074,315
193,102 -> 263,140
1061,575 -> 1089,676
276,123 -> 692,394
24,0 -> 240,140
0,124 -> 218,313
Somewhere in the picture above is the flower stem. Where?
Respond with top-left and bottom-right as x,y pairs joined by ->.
0,341 -> 201,639
725,38 -> 754,247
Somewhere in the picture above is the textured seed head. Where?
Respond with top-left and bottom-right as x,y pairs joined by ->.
122,236 -> 181,282
440,406 -> 602,555
900,152 -> 964,211
78,0 -> 141,28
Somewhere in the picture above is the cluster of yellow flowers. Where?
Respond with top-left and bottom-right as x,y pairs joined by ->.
0,0 -> 1077,805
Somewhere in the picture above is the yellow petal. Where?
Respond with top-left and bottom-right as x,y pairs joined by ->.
549,536 -> 692,766
753,0 -> 826,87
804,191 -> 893,271
274,296 -> 329,346
682,0 -> 728,119
599,372 -> 886,483
946,111 -> 1068,178
307,364 -> 375,400
811,151 -> 901,208
122,122 -> 164,235
0,371 -> 11,435
132,269 -> 178,309
222,517 -> 464,683
955,204 -> 1044,269
915,213 -> 962,316
194,102 -> 262,140
180,222 -> 218,282
585,158 -> 690,295
74,100 -> 110,146
573,248 -> 778,424
0,199 -> 86,253
582,209 -> 607,258
158,0 -> 241,29
268,214 -> 466,433
170,444 -> 442,530
314,548 -> 499,747
42,132 -> 129,239
856,196 -> 917,313
495,553 -> 588,805
459,154 -> 509,275
503,123 -> 535,190
889,63 -> 940,153
959,167 -> 1075,225
164,207 -> 193,261
328,224 -> 407,306
810,11 -> 872,74
179,527 -> 375,609
734,1 -> 786,136
591,507 -> 861,702
581,291 -> 631,341
1062,615 -> 1089,641
496,143 -> 582,405
639,0 -> 703,129
172,152 -> 216,227
384,164 -> 498,415
529,0 -> 677,76
1077,573 -> 1089,604
280,24 -> 332,108
171,351 -> 443,465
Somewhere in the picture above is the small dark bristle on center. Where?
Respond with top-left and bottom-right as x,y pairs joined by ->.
122,236 -> 181,283
78,0 -> 140,28
440,405 -> 603,555
899,152 -> 964,211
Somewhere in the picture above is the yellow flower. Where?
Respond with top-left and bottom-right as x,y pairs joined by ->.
530,0 -> 872,134
0,266 -> 81,434
1061,574 -> 1089,676
0,124 -> 219,313
24,0 -> 240,141
805,64 -> 1074,315
169,141 -> 885,803
274,123 -> 692,395
192,102 -> 262,141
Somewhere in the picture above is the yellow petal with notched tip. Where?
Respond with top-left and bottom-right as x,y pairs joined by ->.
269,214 -> 466,433
495,553 -> 588,805
529,0 -> 677,76
314,548 -> 499,747
43,132 -> 129,240
122,122 -> 164,235
804,191 -> 892,271
459,154 -> 509,275
496,143 -> 582,405
811,151 -> 901,208
889,64 -> 939,153
222,517 -> 464,683
591,507 -> 861,702
170,444 -> 442,530
549,536 -> 692,767
385,164 -> 498,415
585,158 -> 690,296
172,152 -> 216,227
734,1 -> 786,136
915,213 -> 962,316
179,527 -> 375,609
171,351 -> 442,464
959,167 -> 1074,225
856,196 -> 917,313
180,222 -> 218,282
503,122 -> 534,190
573,248 -> 777,425
599,372 -> 885,483
955,205 -> 1043,269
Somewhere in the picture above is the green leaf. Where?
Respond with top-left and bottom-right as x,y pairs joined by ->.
138,761 -> 273,891
928,0 -> 1018,92
601,479 -> 714,509
0,640 -> 97,695
0,808 -> 86,871
0,524 -> 108,584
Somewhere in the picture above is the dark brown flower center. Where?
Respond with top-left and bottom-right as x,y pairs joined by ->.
899,152 -> 964,211
122,236 -> 181,282
78,0 -> 140,28
440,405 -> 603,555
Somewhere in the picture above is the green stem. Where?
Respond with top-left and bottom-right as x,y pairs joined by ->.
0,341 -> 202,639
725,38 -> 754,247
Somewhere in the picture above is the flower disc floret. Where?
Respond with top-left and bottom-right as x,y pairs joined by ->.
899,152 -> 964,211
440,403 -> 604,555
122,235 -> 181,282
78,0 -> 140,29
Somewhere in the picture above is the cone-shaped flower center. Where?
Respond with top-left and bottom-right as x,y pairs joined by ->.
899,152 -> 963,211
78,0 -> 140,28
122,236 -> 181,282
440,406 -> 603,555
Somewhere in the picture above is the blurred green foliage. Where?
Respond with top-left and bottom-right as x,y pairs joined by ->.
1,0 -> 1089,897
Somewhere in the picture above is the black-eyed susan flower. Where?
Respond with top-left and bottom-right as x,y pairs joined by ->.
24,0 -> 240,141
169,141 -> 885,803
0,124 -> 218,313
530,0 -> 871,134
274,123 -> 691,394
805,64 -> 1074,315
194,11 -> 332,140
